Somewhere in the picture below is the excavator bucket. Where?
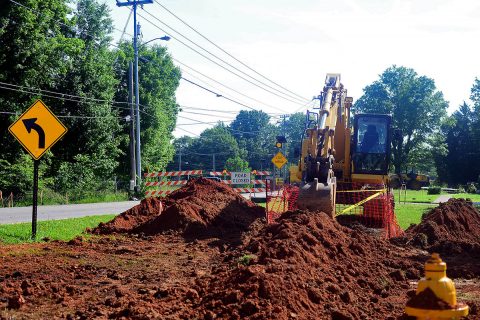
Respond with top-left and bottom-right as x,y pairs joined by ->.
297,178 -> 336,217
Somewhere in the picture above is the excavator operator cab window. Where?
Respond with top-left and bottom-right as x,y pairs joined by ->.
352,114 -> 391,175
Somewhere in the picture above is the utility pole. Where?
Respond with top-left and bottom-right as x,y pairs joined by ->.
116,0 -> 153,188
178,147 -> 182,181
178,148 -> 182,172
128,62 -> 136,192
280,114 -> 289,179
212,154 -> 216,172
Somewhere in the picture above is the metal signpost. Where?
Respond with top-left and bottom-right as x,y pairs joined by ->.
8,100 -> 67,239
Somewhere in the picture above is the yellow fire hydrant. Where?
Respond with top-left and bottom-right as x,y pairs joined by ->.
404,253 -> 469,319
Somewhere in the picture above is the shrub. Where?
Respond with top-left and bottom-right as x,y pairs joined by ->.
427,187 -> 441,195
465,183 -> 477,194
238,254 -> 255,266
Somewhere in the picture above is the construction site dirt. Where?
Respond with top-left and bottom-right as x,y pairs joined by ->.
0,179 -> 479,319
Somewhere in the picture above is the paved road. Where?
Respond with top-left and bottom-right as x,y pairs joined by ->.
433,195 -> 452,204
0,201 -> 140,224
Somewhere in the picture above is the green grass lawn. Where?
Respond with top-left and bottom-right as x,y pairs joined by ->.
451,193 -> 480,202
393,189 -> 444,203
393,189 -> 480,203
0,214 -> 115,244
394,203 -> 436,230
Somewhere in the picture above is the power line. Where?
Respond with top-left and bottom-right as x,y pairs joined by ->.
153,0 -> 309,102
293,98 -> 317,113
180,68 -> 256,110
181,77 -> 256,110
182,105 -> 282,116
180,110 -> 236,119
174,58 -> 281,111
178,115 -> 232,125
175,127 -> 200,136
0,82 -> 133,112
180,106 -> 241,114
138,10 -> 308,105
137,11 -> 303,110
177,120 -> 233,126
0,111 -> 123,120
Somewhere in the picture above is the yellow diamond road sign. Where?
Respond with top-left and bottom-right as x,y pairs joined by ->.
8,100 -> 67,160
271,151 -> 287,169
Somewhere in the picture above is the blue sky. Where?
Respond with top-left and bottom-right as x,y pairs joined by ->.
107,0 -> 480,137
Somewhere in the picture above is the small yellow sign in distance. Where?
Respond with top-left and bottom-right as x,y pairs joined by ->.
271,151 -> 288,169
8,100 -> 67,160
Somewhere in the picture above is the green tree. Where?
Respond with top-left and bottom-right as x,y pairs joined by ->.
225,156 -> 249,172
0,0 -> 80,162
181,123 -> 243,171
114,41 -> 181,174
229,110 -> 278,170
51,0 -> 121,193
354,66 -> 448,174
438,101 -> 479,185
284,112 -> 305,164
167,136 -> 195,171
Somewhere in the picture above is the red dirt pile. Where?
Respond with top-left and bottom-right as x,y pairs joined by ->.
179,210 -> 424,320
403,198 -> 480,254
406,287 -> 454,310
94,177 -> 264,238
94,197 -> 163,234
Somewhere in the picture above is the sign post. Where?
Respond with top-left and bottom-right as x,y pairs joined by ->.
9,100 -> 67,239
32,160 -> 39,239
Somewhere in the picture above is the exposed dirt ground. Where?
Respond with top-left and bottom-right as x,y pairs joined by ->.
1,179 -> 479,319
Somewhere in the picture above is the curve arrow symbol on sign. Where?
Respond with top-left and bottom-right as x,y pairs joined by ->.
22,118 -> 46,148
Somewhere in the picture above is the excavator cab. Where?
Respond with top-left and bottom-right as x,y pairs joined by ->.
351,114 -> 391,175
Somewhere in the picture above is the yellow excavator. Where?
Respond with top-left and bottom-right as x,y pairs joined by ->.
290,73 -> 393,219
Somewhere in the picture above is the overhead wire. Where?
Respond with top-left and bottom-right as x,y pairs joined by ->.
180,68 -> 256,109
178,115 -> 232,125
181,77 -> 256,110
138,9 -> 308,105
183,105 -> 282,116
173,58 -> 282,111
0,82 -> 133,113
153,0 -> 309,102
0,111 -> 123,120
179,110 -> 236,119
137,11 -> 303,110
118,7 -> 134,42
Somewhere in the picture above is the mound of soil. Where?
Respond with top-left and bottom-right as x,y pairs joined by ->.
403,198 -> 480,254
406,287 -> 454,310
94,197 -> 163,234
180,210 -> 424,319
94,178 -> 264,239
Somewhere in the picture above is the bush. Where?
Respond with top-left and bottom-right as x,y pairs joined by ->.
465,182 -> 477,194
427,187 -> 441,195
0,155 -> 34,195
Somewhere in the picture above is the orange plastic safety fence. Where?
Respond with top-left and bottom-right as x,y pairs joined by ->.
265,182 -> 299,224
336,182 -> 403,238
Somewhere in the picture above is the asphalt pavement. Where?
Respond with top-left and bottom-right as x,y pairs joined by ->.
0,201 -> 140,224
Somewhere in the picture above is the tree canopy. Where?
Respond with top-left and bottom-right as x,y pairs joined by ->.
354,66 -> 448,174
0,0 -> 180,199
434,80 -> 480,185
